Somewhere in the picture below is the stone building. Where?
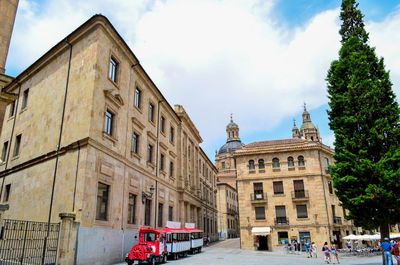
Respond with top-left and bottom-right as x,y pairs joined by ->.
0,0 -> 19,136
217,182 -> 239,239
0,15 -> 217,264
234,106 -> 356,251
215,116 -> 241,239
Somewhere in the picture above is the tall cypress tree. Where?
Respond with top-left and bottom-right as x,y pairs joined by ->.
327,0 -> 400,241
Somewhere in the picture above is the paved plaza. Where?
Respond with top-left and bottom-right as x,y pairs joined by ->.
116,239 -> 384,265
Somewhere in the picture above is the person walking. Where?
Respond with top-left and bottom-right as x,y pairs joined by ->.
331,243 -> 340,264
305,240 -> 312,258
323,242 -> 331,264
347,240 -> 351,249
312,242 -> 318,258
392,241 -> 399,265
380,237 -> 393,265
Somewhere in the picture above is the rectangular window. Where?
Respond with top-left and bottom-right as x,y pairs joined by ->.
221,162 -> 225,169
168,206 -> 173,221
132,133 -> 139,154
160,154 -> 165,171
293,180 -> 305,197
169,161 -> 174,177
9,101 -> 15,118
170,127 -> 174,143
158,203 -> 163,227
135,88 -> 141,108
96,183 -> 109,220
332,205 -> 336,217
3,184 -> 11,202
22,89 -> 29,109
147,144 -> 153,163
324,157 -> 330,173
14,134 -> 21,157
127,193 -> 136,224
253,182 -> 263,199
105,110 -> 114,136
161,116 -> 165,133
273,181 -> 284,195
296,204 -> 308,218
144,199 -> 151,226
109,57 -> 118,83
328,181 -> 333,194
278,232 -> 289,244
1,141 -> 8,161
149,103 -> 154,122
275,206 -> 287,223
255,207 -> 265,220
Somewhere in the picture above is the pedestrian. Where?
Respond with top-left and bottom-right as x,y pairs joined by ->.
392,241 -> 399,265
305,240 -> 312,258
347,240 -> 351,249
296,241 -> 301,255
354,240 -> 359,249
312,241 -> 318,258
322,241 -> 331,264
380,237 -> 393,265
331,243 -> 340,264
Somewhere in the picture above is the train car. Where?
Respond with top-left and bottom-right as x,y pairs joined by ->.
125,227 -> 168,265
184,228 -> 204,254
163,228 -> 191,259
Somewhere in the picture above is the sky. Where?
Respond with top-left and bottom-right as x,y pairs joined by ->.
5,0 -> 400,162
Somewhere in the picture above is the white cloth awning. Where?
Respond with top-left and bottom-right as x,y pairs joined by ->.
251,227 -> 271,236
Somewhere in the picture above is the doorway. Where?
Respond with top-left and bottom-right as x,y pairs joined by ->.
299,231 -> 311,251
257,236 -> 269,250
333,230 -> 342,248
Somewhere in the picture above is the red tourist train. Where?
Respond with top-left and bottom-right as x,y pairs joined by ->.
125,226 -> 204,265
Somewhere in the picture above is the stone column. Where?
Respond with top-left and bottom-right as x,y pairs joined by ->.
0,204 -> 9,228
179,200 -> 185,228
57,212 -> 78,265
194,207 -> 198,228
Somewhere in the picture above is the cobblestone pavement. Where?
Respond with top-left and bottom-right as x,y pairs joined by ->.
116,238 -> 383,265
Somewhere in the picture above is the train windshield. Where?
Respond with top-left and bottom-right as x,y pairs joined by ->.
142,232 -> 157,242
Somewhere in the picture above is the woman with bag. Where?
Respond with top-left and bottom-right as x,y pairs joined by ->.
322,242 -> 331,264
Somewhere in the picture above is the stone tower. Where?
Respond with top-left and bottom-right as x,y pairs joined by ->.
0,0 -> 19,75
215,115 -> 243,187
292,119 -> 300,138
0,0 -> 19,138
299,103 -> 320,142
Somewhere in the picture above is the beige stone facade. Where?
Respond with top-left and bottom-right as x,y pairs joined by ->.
0,0 -> 18,137
217,182 -> 239,239
235,107 -> 355,252
0,15 -> 217,264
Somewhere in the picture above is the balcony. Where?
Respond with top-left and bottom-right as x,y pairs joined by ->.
274,217 -> 289,226
250,193 -> 268,203
227,208 -> 237,215
333,216 -> 342,225
291,190 -> 309,201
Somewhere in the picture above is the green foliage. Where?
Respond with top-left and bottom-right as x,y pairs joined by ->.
327,0 -> 400,230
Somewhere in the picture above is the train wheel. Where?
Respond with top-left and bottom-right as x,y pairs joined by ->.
162,254 -> 167,263
173,253 -> 178,260
150,257 -> 156,265
199,247 -> 202,253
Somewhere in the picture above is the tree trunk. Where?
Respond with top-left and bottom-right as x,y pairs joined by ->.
380,223 -> 390,265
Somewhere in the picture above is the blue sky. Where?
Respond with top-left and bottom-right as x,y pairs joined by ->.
5,0 -> 400,162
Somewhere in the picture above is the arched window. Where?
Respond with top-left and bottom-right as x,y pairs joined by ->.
258,159 -> 265,169
249,160 -> 255,170
298,156 -> 305,166
272,158 -> 280,168
288,157 -> 294,167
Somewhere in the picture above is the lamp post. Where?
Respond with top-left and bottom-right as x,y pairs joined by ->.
142,185 -> 155,203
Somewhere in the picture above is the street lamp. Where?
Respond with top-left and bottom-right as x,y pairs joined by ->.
142,185 -> 155,203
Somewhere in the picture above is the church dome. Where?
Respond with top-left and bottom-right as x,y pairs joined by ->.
300,121 -> 316,131
218,141 -> 243,155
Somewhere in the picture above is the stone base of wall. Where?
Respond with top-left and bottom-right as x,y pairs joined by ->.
76,227 -> 138,265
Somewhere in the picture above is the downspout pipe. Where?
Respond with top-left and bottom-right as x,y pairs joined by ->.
0,83 -> 21,199
318,148 -> 332,243
42,39 -> 73,265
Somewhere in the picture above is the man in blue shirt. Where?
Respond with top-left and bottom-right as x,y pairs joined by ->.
305,240 -> 311,258
381,237 -> 393,265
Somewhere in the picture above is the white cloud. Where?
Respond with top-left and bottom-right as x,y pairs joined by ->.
6,0 -> 400,158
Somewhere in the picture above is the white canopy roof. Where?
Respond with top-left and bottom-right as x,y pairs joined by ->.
343,233 -> 400,241
251,227 -> 271,236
